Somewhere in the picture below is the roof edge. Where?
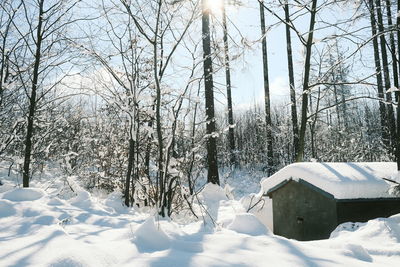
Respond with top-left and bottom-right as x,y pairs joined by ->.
265,177 -> 335,199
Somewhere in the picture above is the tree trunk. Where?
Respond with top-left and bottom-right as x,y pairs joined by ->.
375,0 -> 396,152
222,2 -> 236,167
153,2 -> 167,215
333,82 -> 341,130
284,1 -> 299,162
296,0 -> 318,162
22,0 -> 44,187
368,0 -> 388,149
397,0 -> 400,170
144,102 -> 155,178
334,42 -> 349,129
385,0 -> 400,162
124,138 -> 135,206
202,0 -> 219,184
385,0 -> 399,95
259,2 -> 274,174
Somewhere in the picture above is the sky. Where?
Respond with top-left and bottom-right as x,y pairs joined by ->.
212,0 -> 302,111
211,0 -> 372,112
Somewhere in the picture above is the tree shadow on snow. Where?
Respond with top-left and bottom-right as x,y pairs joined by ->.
274,237 -> 338,266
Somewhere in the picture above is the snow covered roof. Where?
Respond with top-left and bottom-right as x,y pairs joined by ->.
261,162 -> 398,199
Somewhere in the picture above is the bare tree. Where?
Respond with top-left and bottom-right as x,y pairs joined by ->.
397,0 -> 400,170
296,0 -> 318,162
366,0 -> 389,151
13,0 -> 80,187
374,0 -> 396,152
202,0 -> 220,185
259,0 -> 274,172
283,0 -> 299,161
222,1 -> 236,167
117,0 -> 200,215
0,0 -> 24,157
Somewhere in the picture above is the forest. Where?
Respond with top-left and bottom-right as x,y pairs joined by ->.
1,0 -> 400,217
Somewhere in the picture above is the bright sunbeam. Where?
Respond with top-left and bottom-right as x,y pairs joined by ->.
204,0 -> 224,15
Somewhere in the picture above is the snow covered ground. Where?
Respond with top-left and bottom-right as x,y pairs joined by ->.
1,164 -> 400,266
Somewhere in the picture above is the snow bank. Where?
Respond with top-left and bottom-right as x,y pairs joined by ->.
327,214 -> 400,263
331,214 -> 400,242
2,188 -> 44,201
227,213 -> 269,236
261,162 -> 396,199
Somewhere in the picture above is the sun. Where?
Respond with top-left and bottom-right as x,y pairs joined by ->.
204,0 -> 224,15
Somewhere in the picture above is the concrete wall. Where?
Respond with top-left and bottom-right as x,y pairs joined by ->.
271,180 -> 337,241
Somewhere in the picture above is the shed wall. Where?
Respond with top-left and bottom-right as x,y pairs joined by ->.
271,180 -> 337,241
336,198 -> 400,224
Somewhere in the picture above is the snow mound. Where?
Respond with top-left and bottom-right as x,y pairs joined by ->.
0,200 -> 16,217
331,214 -> 400,245
133,216 -> 171,251
355,217 -> 400,242
2,188 -> 44,201
200,183 -> 228,203
261,162 -> 396,199
227,213 -> 269,236
343,243 -> 372,262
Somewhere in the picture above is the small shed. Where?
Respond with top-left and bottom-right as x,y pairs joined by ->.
261,162 -> 400,241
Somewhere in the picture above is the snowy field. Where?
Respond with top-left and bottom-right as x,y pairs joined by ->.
1,164 -> 400,266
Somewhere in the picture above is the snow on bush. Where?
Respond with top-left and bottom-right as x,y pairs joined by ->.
133,216 -> 171,252
70,190 -> 93,208
104,192 -> 126,214
240,193 -> 273,231
200,183 -> 228,204
198,183 -> 226,225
